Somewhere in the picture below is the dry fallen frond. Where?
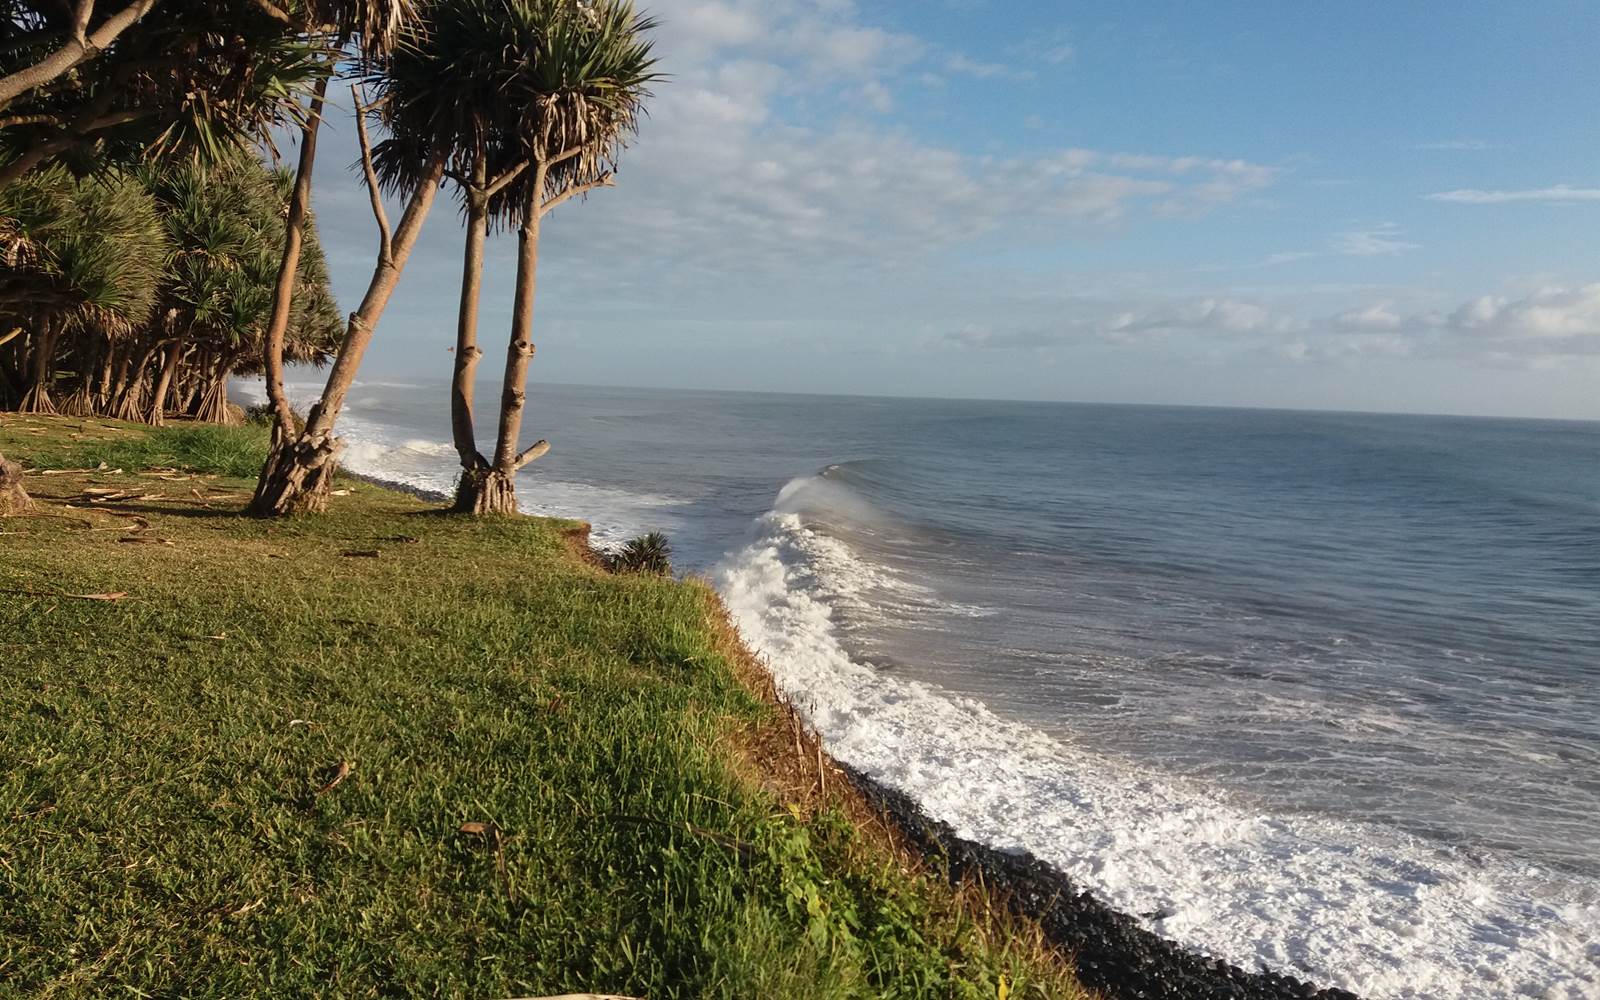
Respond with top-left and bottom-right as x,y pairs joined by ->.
315,761 -> 354,795
0,588 -> 128,602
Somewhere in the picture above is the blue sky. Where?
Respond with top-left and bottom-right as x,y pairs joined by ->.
306,0 -> 1600,419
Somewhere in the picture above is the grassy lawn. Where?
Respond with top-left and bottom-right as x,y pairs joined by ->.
0,414 -> 1085,1000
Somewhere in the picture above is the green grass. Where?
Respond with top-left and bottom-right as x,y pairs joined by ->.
0,415 -> 1085,1000
16,419 -> 271,478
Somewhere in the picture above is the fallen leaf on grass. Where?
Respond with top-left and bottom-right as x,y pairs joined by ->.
331,489 -> 351,497
0,588 -> 128,602
316,761 -> 354,795
227,898 -> 264,920
459,821 -> 494,837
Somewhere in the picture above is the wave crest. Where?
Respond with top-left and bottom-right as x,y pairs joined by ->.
713,489 -> 1600,1000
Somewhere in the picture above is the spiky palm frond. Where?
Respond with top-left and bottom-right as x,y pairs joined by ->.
0,1 -> 329,180
0,165 -> 167,331
369,0 -> 657,227
299,0 -> 420,58
606,531 -> 672,575
137,149 -> 339,364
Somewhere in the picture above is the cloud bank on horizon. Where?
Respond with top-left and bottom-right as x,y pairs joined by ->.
306,0 -> 1600,419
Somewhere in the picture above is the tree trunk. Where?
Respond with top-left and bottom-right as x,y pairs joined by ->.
103,340 -> 131,414
0,0 -> 159,110
94,340 -> 118,412
456,178 -> 550,517
194,350 -> 237,423
453,464 -> 517,515
250,150 -> 448,517
449,164 -> 491,508
18,319 -> 60,414
148,334 -> 184,426
0,449 -> 29,515
113,340 -> 162,421
261,74 -> 329,450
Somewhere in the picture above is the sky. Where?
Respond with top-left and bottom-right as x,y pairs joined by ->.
302,0 -> 1600,420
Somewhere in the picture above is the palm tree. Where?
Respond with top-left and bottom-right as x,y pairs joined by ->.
372,0 -> 657,515
0,164 -> 167,413
0,1 -> 325,187
1,152 -> 340,422
141,151 -> 342,425
252,0 -> 416,460
246,82 -> 448,515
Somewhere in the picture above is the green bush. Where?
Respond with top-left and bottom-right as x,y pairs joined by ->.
607,531 -> 673,576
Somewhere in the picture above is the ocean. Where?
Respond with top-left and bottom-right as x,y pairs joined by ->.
250,377 -> 1600,1000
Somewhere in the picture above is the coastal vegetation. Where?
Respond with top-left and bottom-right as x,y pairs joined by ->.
0,154 -> 341,423
3,0 -> 656,518
371,0 -> 658,515
0,415 -> 1086,999
0,6 -> 1101,995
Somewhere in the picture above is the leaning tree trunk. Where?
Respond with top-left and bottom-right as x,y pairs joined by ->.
260,74 -> 329,458
113,340 -> 163,422
250,149 -> 448,517
449,165 -> 493,511
18,318 -> 60,414
457,178 -> 551,516
0,450 -> 29,515
148,334 -> 185,426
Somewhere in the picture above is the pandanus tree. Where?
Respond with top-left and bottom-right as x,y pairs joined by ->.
0,1 -> 326,187
371,0 -> 657,515
0,164 -> 167,413
249,0 -> 417,481
0,153 -> 340,420
141,152 -> 343,425
247,74 -> 448,515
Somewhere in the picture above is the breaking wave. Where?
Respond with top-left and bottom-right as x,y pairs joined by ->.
714,472 -> 1600,1000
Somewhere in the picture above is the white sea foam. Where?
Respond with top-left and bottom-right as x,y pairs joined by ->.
714,501 -> 1600,1000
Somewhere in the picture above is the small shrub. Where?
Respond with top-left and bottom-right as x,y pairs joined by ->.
245,402 -> 305,429
607,531 -> 673,576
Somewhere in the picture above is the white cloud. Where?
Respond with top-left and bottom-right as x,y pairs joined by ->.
925,284 -> 1600,369
1426,185 -> 1600,204
1409,139 -> 1497,151
1330,223 -> 1418,256
1446,284 -> 1600,339
536,3 -> 1281,280
1333,304 -> 1404,331
945,52 -> 1033,80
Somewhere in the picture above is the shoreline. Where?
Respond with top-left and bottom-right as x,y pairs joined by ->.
338,432 -> 1576,1000
836,762 -> 1361,1000
0,413 -> 1092,997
